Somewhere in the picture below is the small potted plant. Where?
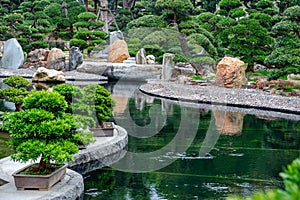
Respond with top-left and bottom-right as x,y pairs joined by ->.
2,90 -> 93,190
0,76 -> 30,111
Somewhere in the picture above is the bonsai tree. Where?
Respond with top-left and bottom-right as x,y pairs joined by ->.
53,83 -> 114,129
53,83 -> 96,129
81,84 -> 114,128
2,90 -> 93,174
0,76 -> 30,111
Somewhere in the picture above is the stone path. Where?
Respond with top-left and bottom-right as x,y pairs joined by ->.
140,80 -> 300,120
0,68 -> 107,82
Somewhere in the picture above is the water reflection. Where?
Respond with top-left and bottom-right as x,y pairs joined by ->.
214,111 -> 245,135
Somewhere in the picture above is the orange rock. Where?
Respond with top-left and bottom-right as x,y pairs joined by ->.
107,40 -> 130,63
215,57 -> 247,88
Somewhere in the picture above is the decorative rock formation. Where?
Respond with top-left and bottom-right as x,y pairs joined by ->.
135,48 -> 147,64
23,48 -> 49,68
215,57 -> 247,88
67,46 -> 83,71
214,111 -> 245,135
107,40 -> 130,63
46,48 -> 66,70
32,67 -> 65,82
146,55 -> 155,64
1,38 -> 24,69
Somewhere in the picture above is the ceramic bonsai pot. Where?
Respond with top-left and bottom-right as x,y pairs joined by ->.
13,163 -> 67,190
90,122 -> 115,137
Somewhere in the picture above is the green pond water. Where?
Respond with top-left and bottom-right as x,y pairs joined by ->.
1,82 -> 300,199
83,85 -> 300,200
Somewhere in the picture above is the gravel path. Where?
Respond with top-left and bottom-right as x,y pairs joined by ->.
140,80 -> 300,116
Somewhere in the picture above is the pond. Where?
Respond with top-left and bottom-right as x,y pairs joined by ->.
0,81 -> 299,199
83,82 -> 300,199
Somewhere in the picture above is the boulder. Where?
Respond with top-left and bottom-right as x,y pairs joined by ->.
23,48 -> 49,68
67,46 -> 83,71
32,67 -> 65,82
46,48 -> 66,70
110,31 -> 124,45
146,55 -> 155,64
1,38 -> 24,69
107,40 -> 130,63
215,57 -> 247,88
135,48 -> 147,64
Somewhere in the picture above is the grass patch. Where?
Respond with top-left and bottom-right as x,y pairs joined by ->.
192,75 -> 207,81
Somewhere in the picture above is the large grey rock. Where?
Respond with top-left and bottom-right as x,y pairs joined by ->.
67,46 -> 83,71
110,31 -> 124,45
1,38 -> 24,69
135,48 -> 147,64
77,60 -> 162,81
46,48 -> 65,70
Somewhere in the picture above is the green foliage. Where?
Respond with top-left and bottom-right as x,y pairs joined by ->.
70,38 -> 87,51
127,15 -> 167,29
188,33 -> 218,58
155,0 -> 194,25
22,90 -> 68,116
0,76 -> 30,111
81,84 -> 114,125
267,67 -> 300,81
73,11 -> 108,56
1,90 -> 93,173
3,76 -> 30,88
54,83 -> 114,128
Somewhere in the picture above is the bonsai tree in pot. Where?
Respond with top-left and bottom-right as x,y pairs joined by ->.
2,90 -> 93,190
0,76 -> 30,111
52,83 -> 96,129
82,84 -> 115,128
53,83 -> 115,136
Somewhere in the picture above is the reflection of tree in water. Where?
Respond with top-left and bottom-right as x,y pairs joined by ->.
84,168 -> 116,200
263,119 -> 300,149
84,168 -> 152,200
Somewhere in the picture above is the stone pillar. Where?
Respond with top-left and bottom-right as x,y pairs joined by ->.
135,48 -> 147,64
162,53 -> 175,80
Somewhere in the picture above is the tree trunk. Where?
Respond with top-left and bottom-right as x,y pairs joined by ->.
99,0 -> 109,33
173,8 -> 178,28
84,0 -> 88,11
